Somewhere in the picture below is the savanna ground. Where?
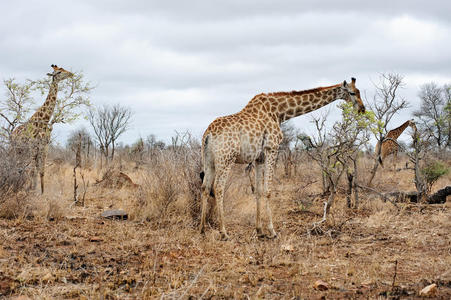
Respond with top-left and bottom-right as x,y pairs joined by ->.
0,150 -> 450,299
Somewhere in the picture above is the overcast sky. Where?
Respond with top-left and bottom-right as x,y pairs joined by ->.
1,0 -> 450,146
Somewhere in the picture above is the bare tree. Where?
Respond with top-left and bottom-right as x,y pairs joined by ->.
278,121 -> 297,177
303,109 -> 332,195
88,104 -> 133,162
67,128 -> 93,166
413,82 -> 451,150
407,128 -> 428,201
366,73 -> 409,185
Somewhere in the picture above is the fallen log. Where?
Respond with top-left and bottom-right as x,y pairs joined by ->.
428,186 -> 451,204
357,185 -> 450,205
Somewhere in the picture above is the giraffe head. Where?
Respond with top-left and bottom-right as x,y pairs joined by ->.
47,64 -> 73,82
340,77 -> 365,113
408,119 -> 417,131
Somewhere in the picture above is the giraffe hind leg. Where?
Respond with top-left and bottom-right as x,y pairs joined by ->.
254,163 -> 264,237
263,150 -> 278,239
213,164 -> 232,240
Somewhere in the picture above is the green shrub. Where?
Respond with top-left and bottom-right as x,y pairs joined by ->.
421,161 -> 449,193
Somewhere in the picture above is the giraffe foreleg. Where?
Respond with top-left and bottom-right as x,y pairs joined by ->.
29,148 -> 39,191
37,145 -> 48,194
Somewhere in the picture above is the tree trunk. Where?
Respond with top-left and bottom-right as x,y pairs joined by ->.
353,159 -> 359,209
346,171 -> 353,208
368,140 -> 382,186
412,131 -> 428,202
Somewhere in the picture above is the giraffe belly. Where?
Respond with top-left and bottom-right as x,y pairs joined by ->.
235,135 -> 263,164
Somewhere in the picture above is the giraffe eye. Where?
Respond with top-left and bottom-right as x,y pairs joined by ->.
349,92 -> 356,96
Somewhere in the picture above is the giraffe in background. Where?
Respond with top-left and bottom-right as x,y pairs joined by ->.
200,78 -> 365,240
12,65 -> 73,193
376,119 -> 417,169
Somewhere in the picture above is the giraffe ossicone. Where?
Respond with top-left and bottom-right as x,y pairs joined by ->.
12,64 -> 73,194
199,78 -> 365,240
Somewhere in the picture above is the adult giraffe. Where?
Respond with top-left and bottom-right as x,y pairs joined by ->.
376,119 -> 417,169
12,65 -> 73,193
200,78 -> 365,240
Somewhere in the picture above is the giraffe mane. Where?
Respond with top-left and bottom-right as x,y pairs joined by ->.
264,84 -> 341,97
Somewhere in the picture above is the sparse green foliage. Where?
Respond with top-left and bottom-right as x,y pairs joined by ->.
0,79 -> 35,137
421,161 -> 449,193
0,71 -> 93,139
30,71 -> 93,125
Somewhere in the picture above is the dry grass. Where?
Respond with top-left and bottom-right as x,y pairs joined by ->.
0,150 -> 450,299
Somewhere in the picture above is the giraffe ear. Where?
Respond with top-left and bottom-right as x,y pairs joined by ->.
342,80 -> 348,87
47,73 -> 53,76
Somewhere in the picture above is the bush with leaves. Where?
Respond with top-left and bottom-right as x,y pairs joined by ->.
421,161 -> 449,193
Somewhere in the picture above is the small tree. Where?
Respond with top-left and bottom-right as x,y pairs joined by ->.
278,121 -> 297,177
367,73 -> 409,185
413,82 -> 451,150
0,79 -> 34,138
408,129 -> 428,201
66,128 -> 93,166
129,137 -> 145,167
305,103 -> 376,225
303,109 -> 332,195
88,104 -> 133,163
421,161 -> 449,194
0,72 -> 92,139
67,128 -> 92,205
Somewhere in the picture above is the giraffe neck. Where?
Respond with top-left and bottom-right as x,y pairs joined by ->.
387,121 -> 411,139
246,84 -> 344,123
30,79 -> 59,126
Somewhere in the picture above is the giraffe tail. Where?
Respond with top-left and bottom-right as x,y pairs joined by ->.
200,134 -> 209,182
200,134 -> 215,197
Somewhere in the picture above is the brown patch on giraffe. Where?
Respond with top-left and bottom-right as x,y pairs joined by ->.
278,102 -> 288,111
288,98 -> 296,107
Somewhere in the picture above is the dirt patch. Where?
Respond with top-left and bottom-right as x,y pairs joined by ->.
95,169 -> 139,189
0,192 -> 450,298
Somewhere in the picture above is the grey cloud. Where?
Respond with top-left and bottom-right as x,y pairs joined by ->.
1,1 -> 450,146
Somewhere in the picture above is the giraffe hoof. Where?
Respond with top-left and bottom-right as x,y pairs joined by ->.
267,232 -> 278,239
256,228 -> 264,238
220,232 -> 230,241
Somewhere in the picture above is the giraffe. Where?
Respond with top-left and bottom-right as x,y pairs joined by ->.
376,119 -> 417,169
12,64 -> 73,193
199,78 -> 365,240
